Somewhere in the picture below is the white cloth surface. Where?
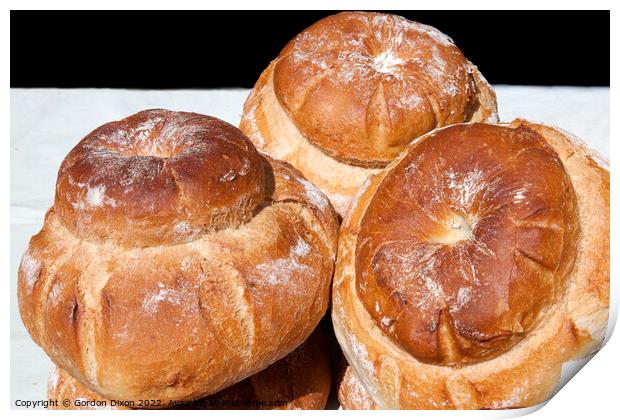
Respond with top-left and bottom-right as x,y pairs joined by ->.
10,87 -> 609,408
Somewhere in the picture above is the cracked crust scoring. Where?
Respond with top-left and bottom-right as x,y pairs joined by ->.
18,110 -> 339,406
240,11 -> 498,215
332,120 -> 609,409
48,329 -> 332,410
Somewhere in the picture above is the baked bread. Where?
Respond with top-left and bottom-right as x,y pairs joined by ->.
338,364 -> 378,410
332,120 -> 609,409
18,109 -> 339,405
48,329 -> 332,410
240,11 -> 498,214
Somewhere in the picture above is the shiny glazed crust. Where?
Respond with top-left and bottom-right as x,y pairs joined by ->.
332,120 -> 609,409
48,330 -> 332,410
240,12 -> 498,215
18,110 -> 339,405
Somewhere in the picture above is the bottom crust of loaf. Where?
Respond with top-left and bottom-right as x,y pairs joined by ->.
48,329 -> 332,410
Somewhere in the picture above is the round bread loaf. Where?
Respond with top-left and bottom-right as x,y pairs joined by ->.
48,329 -> 332,410
240,11 -> 498,214
332,120 -> 609,409
18,109 -> 339,405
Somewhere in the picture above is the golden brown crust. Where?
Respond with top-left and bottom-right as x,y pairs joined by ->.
332,120 -> 609,409
274,11 -> 491,166
240,12 -> 497,215
18,110 -> 339,405
355,123 -> 578,365
55,110 -> 266,247
48,329 -> 332,410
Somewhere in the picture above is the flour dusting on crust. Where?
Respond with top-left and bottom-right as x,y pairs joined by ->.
298,178 -> 330,211
20,251 -> 41,291
255,237 -> 311,286
277,11 -> 473,123
142,287 -> 181,316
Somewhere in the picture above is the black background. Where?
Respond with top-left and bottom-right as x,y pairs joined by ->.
11,10 -> 610,88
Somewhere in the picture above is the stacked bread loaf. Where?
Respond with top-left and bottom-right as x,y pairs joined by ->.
332,120 -> 609,409
18,109 -> 339,409
241,11 -> 498,215
18,11 -> 609,410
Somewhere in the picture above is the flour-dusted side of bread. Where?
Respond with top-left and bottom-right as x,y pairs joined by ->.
18,109 -> 339,405
241,11 -> 498,215
48,329 -> 332,410
338,365 -> 378,410
332,120 -> 609,409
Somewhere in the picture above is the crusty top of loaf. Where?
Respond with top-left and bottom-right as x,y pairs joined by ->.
273,11 -> 486,167
54,109 -> 266,247
354,123 -> 579,365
